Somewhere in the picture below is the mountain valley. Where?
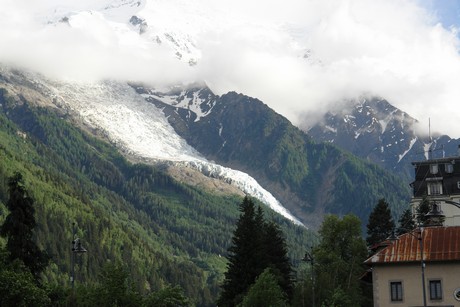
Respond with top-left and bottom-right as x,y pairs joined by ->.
1,0 -> 458,305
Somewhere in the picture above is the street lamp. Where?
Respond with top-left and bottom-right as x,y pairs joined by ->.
425,201 -> 445,226
71,222 -> 87,289
388,228 -> 427,307
425,199 -> 460,226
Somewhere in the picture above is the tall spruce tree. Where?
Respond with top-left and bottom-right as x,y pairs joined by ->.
366,198 -> 395,247
416,195 -> 431,226
397,208 -> 416,235
218,197 -> 263,306
262,221 -> 293,299
0,172 -> 49,280
218,197 -> 293,306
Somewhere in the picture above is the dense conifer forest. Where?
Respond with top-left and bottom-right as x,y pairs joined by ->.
159,90 -> 412,228
0,88 -> 313,305
0,86 -> 415,306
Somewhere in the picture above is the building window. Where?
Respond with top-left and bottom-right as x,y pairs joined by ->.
390,281 -> 403,302
430,164 -> 438,174
445,163 -> 454,173
430,280 -> 442,300
427,182 -> 443,195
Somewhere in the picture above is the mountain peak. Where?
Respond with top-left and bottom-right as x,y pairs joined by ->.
307,97 -> 459,180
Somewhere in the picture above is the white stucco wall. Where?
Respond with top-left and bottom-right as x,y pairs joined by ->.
372,262 -> 460,307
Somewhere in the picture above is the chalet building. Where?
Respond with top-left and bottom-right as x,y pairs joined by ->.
364,226 -> 460,307
410,150 -> 460,226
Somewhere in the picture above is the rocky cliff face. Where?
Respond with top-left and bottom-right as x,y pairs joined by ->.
307,97 -> 460,181
134,85 -> 411,228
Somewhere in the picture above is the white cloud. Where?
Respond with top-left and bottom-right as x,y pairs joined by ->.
1,0 -> 460,137
0,0 -> 195,85
198,0 -> 460,137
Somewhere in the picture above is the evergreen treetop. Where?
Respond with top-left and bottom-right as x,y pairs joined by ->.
217,196 -> 293,306
416,195 -> 431,226
366,198 -> 395,247
0,172 -> 49,281
397,208 -> 416,235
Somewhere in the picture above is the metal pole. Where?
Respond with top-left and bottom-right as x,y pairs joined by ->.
419,228 -> 427,307
303,248 -> 315,307
71,222 -> 76,289
311,255 -> 315,307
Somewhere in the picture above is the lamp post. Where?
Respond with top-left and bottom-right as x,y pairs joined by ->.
389,228 -> 426,307
426,199 -> 460,226
425,201 -> 445,226
71,222 -> 87,289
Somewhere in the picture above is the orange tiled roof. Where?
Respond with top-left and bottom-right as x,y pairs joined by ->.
364,226 -> 460,265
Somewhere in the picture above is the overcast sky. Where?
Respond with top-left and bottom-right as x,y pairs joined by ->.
1,0 -> 460,137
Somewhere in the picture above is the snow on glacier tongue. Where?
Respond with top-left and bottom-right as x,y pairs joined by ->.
140,88 -> 214,122
51,81 -> 203,161
45,79 -> 303,226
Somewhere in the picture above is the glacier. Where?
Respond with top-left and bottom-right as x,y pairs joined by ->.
2,0 -> 306,226
22,75 -> 304,226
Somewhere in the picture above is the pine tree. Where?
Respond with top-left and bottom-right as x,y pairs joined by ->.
217,197 -> 293,306
366,198 -> 395,247
397,208 -> 416,235
416,195 -> 431,226
262,221 -> 294,300
218,197 -> 263,306
0,172 -> 49,280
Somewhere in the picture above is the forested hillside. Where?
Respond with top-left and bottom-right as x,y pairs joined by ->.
0,88 -> 312,306
147,90 -> 412,228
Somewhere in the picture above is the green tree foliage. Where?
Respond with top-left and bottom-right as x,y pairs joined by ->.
171,91 -> 411,229
0,265 -> 51,307
218,197 -> 294,306
416,195 -> 431,226
90,262 -> 142,307
262,221 -> 294,298
366,198 -> 395,247
47,263 -> 191,307
240,268 -> 288,307
397,208 -> 416,235
144,285 -> 191,307
0,88 -> 312,305
218,197 -> 263,306
0,172 -> 49,280
313,215 -> 368,307
0,248 -> 51,307
321,287 -> 354,307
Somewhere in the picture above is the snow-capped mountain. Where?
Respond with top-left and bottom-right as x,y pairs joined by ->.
41,0 -> 251,66
0,64 -> 417,229
126,82 -> 413,229
0,67 -> 303,225
0,0 -> 433,229
306,97 -> 460,180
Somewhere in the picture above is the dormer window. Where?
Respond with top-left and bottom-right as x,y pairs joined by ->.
427,182 -> 443,195
430,164 -> 438,174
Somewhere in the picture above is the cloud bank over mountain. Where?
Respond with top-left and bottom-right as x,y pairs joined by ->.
1,0 -> 460,137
